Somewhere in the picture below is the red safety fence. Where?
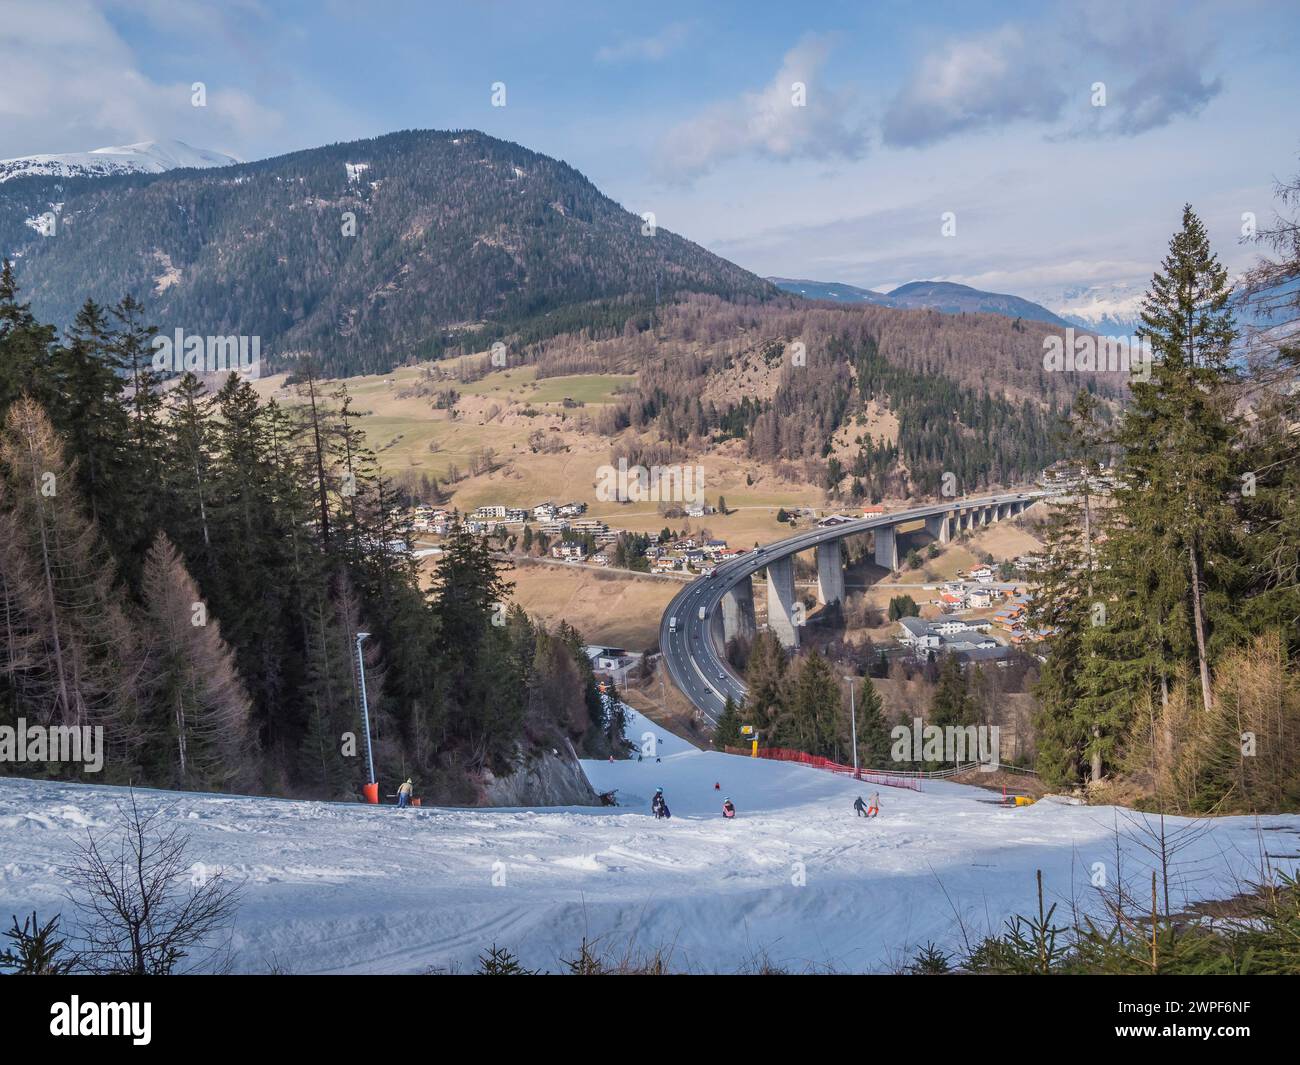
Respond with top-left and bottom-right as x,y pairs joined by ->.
753,747 -> 923,792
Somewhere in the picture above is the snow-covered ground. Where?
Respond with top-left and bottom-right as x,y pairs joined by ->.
1,709 -> 1296,974
0,139 -> 240,182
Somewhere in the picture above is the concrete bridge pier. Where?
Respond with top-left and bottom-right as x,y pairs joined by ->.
924,512 -> 951,544
874,525 -> 899,571
721,578 -> 757,644
765,555 -> 800,649
815,542 -> 846,605
710,606 -> 727,656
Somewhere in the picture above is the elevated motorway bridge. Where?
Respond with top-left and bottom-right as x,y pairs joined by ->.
658,491 -> 1049,724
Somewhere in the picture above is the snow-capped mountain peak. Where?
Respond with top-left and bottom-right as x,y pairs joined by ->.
0,138 -> 240,183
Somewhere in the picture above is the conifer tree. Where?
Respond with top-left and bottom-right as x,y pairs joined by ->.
852,677 -> 891,769
1112,205 -> 1243,713
714,695 -> 743,750
0,399 -> 140,770
138,532 -> 254,790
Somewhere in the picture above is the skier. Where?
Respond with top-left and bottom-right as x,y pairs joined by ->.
651,787 -> 671,819
722,797 -> 736,819
714,782 -> 721,791
853,795 -> 868,817
866,791 -> 880,818
397,779 -> 413,808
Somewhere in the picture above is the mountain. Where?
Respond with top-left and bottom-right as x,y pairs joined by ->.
770,277 -> 1073,328
1050,282 -> 1145,336
0,138 -> 240,183
885,281 -> 1073,327
1,129 -> 775,375
767,277 -> 896,306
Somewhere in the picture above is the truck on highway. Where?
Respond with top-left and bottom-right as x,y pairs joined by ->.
698,606 -> 706,620
669,616 -> 678,633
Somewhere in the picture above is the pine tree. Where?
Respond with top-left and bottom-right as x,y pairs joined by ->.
714,695 -> 743,750
138,532 -> 254,790
0,261 -> 57,415
0,399 -> 141,771
788,651 -> 841,758
161,373 -> 218,582
47,301 -> 129,543
852,677 -> 891,769
1111,205 -> 1244,714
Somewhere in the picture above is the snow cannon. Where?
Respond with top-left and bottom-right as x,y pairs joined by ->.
362,782 -> 380,804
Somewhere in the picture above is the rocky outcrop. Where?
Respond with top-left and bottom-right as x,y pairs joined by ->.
480,737 -> 600,807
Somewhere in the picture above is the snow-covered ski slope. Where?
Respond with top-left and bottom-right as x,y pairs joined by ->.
1,709 -> 1296,974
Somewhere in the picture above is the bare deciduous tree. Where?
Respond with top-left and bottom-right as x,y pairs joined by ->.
65,794 -> 242,975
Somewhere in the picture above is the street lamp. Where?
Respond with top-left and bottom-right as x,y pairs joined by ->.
355,632 -> 377,788
844,675 -> 859,779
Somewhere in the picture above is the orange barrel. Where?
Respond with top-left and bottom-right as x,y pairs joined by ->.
362,782 -> 379,804
412,798 -> 422,807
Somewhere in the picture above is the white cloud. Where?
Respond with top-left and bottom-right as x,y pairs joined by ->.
882,3 -> 1225,148
0,0 -> 281,159
655,35 -> 868,182
596,22 -> 693,64
882,26 -> 1065,148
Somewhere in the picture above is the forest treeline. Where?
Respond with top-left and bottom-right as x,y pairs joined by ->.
1030,203 -> 1299,812
522,293 -> 1118,497
0,263 -> 627,800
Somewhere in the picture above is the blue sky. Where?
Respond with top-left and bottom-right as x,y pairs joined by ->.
4,0 -> 1298,317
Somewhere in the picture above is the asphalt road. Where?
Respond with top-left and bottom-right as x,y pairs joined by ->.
657,490 -> 1049,725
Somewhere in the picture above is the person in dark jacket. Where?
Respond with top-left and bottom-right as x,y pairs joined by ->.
651,787 -> 671,819
722,798 -> 736,819
854,795 -> 868,817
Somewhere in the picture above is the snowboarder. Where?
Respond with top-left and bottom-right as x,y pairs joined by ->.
397,779 -> 413,808
651,787 -> 671,819
722,798 -> 736,819
866,791 -> 880,818
854,795 -> 868,817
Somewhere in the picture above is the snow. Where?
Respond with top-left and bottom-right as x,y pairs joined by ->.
0,707 -> 1295,974
0,139 -> 239,183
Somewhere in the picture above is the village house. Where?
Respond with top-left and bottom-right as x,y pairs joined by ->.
551,540 -> 588,562
896,616 -> 941,649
